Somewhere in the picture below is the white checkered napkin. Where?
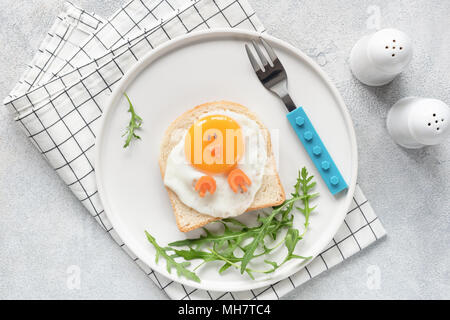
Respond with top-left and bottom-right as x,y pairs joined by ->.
4,0 -> 182,109
3,0 -> 386,300
6,2 -> 105,101
42,0 -> 264,87
4,0 -> 264,116
43,0 -> 189,83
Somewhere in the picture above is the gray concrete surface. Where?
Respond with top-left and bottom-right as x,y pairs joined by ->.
0,0 -> 449,300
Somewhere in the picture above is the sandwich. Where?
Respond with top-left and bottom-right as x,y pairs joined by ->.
159,101 -> 285,232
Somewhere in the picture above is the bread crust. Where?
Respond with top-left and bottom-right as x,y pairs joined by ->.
159,101 -> 285,232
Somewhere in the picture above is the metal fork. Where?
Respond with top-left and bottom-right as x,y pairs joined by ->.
245,37 -> 348,195
245,38 -> 296,112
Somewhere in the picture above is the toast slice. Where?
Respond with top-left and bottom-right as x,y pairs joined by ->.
159,101 -> 285,232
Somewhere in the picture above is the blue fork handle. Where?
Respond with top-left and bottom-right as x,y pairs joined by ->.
286,107 -> 348,195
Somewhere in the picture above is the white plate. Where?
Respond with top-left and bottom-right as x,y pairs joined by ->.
96,29 -> 358,292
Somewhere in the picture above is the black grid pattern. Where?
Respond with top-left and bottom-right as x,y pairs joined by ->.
4,0 -> 263,115
3,0 -> 386,300
48,0 -> 263,84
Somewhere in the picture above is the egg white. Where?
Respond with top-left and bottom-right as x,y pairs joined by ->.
163,110 -> 268,218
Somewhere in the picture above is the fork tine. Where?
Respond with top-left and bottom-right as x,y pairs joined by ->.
259,37 -> 277,65
245,44 -> 261,72
251,40 -> 268,68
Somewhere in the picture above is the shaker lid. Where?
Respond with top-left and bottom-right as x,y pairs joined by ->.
409,98 -> 450,146
368,28 -> 413,74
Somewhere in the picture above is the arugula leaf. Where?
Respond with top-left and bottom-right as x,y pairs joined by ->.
239,196 -> 302,274
145,167 -> 318,282
219,263 -> 232,274
172,245 -> 256,278
168,219 -> 291,248
145,231 -> 200,283
297,167 -> 319,234
283,228 -> 311,260
222,218 -> 247,228
171,247 -> 219,262
284,228 -> 300,255
123,93 -> 143,148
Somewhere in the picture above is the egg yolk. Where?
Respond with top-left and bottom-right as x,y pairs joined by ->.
184,115 -> 244,174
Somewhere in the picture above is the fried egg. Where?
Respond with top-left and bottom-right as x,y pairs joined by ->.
163,110 -> 267,218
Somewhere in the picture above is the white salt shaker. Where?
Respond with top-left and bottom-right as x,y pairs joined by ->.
387,97 -> 450,149
350,28 -> 413,86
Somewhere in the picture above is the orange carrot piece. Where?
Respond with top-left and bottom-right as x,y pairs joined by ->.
227,168 -> 252,193
194,175 -> 216,197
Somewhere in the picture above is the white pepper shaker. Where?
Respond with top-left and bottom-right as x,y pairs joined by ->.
350,28 -> 413,86
387,97 -> 450,149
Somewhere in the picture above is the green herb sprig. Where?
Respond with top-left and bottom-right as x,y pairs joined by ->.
122,93 -> 143,148
144,167 -> 318,282
145,231 -> 200,283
